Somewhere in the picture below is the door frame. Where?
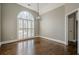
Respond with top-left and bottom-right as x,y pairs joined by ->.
65,8 -> 79,54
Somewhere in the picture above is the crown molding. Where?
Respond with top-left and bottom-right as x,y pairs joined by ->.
17,3 -> 64,15
17,3 -> 38,12
39,4 -> 64,15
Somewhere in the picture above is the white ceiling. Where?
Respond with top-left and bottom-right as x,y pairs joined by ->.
18,3 -> 64,15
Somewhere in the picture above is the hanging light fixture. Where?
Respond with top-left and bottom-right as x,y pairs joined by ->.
36,3 -> 40,20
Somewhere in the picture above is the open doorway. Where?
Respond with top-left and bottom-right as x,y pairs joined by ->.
67,11 -> 78,54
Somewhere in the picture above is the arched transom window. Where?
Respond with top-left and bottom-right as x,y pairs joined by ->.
17,11 -> 34,39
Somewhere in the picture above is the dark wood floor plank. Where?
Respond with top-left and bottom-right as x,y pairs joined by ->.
0,37 -> 77,55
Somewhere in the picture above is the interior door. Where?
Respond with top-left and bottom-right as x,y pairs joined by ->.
68,13 -> 75,42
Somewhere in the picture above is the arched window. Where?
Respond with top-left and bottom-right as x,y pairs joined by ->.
17,11 -> 34,39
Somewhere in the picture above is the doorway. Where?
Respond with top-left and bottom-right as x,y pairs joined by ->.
68,11 -> 78,54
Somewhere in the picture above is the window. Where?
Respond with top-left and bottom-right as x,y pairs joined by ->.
17,11 -> 34,39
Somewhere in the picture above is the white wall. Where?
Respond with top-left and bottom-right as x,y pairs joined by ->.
40,6 -> 65,43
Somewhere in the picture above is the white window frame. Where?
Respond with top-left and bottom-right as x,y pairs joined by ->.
17,11 -> 35,40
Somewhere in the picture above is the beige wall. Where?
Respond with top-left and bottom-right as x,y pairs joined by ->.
1,3 -> 39,42
40,6 -> 65,42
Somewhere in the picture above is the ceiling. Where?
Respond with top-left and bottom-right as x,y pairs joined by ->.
18,3 -> 64,15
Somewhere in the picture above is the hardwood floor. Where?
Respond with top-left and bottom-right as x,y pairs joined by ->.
66,41 -> 77,55
0,37 -> 77,55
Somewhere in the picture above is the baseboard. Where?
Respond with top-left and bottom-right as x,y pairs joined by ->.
1,36 -> 66,45
1,37 -> 36,44
35,36 -> 40,37
40,36 -> 66,45
70,40 -> 76,42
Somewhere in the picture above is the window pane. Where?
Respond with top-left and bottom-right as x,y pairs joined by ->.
24,29 -> 27,39
26,13 -> 29,19
32,21 -> 34,28
24,20 -> 27,28
18,19 -> 23,28
29,14 -> 34,20
18,11 -> 29,19
28,29 -> 31,37
32,29 -> 34,37
28,21 -> 32,28
18,30 -> 23,39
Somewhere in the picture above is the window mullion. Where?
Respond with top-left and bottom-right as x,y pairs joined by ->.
26,14 -> 28,38
23,18 -> 24,39
31,21 -> 32,36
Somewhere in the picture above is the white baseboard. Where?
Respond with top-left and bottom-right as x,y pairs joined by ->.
35,36 -> 40,37
2,39 -> 19,44
1,37 -> 35,44
1,36 -> 66,45
40,36 -> 66,45
69,40 -> 76,42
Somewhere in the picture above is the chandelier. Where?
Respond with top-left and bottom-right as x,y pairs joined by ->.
36,3 -> 40,20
